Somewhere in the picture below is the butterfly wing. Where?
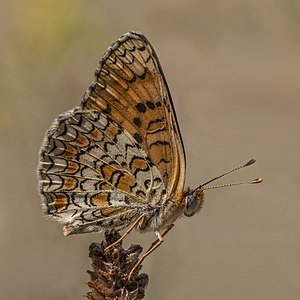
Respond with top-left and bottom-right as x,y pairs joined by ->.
38,32 -> 186,235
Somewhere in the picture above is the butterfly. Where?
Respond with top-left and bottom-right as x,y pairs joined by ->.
37,31 -> 262,278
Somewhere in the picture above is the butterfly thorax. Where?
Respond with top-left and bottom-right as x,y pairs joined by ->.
138,187 -> 205,232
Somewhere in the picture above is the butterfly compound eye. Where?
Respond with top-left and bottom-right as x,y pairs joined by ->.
184,188 -> 205,217
184,195 -> 199,217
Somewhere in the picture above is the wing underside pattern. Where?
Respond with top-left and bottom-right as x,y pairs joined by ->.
38,32 -> 186,234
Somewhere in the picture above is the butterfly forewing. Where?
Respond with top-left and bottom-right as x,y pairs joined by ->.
82,32 -> 186,199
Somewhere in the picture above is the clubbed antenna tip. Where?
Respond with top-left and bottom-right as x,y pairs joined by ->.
251,177 -> 263,184
245,158 -> 256,167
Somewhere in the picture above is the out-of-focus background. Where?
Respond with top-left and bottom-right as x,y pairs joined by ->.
1,1 -> 300,299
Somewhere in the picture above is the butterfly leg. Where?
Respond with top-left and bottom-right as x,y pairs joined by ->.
104,213 -> 147,251
145,223 -> 174,253
128,224 -> 174,280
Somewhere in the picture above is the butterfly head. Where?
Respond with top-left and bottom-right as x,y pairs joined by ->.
184,187 -> 205,217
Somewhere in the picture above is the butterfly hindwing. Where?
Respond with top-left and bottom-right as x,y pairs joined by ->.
38,107 -> 166,233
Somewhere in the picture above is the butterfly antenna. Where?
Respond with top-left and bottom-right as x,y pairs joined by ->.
203,178 -> 263,191
197,158 -> 262,191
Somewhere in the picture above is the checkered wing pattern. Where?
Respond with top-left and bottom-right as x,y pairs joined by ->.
38,32 -> 186,235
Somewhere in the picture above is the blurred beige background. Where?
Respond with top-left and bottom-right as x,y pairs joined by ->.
1,0 -> 300,299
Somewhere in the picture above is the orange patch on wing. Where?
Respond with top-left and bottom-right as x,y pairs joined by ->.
106,123 -> 119,140
64,145 -> 77,158
90,128 -> 101,140
101,165 -> 114,181
101,207 -> 126,217
74,134 -> 89,147
148,136 -> 172,180
130,157 -> 148,174
115,174 -> 135,192
53,194 -> 67,209
67,161 -> 79,174
99,182 -> 112,191
64,177 -> 77,189
91,193 -> 109,206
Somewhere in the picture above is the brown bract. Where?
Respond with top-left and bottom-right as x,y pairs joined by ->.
87,230 -> 149,300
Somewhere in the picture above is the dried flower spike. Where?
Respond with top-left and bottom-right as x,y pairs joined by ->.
87,230 -> 149,300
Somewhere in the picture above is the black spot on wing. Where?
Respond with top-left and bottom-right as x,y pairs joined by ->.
133,117 -> 142,127
136,103 -> 146,113
146,101 -> 155,110
133,132 -> 143,143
